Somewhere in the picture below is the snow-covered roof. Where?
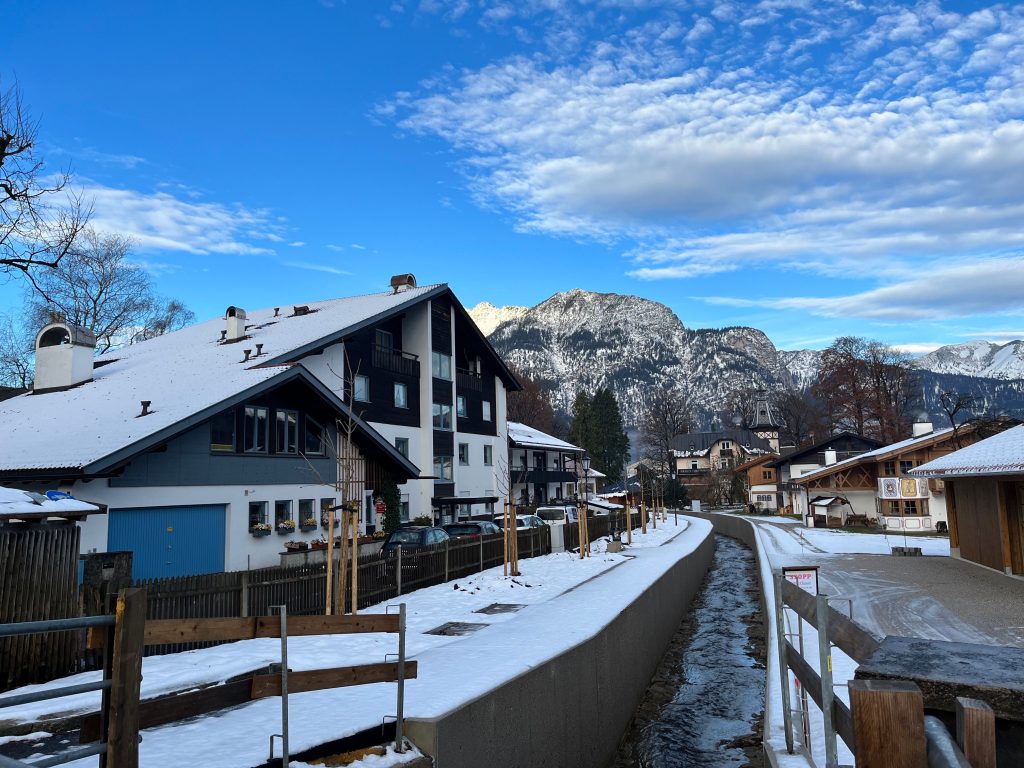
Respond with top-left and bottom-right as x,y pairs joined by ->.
795,426 -> 955,484
586,495 -> 622,510
507,422 -> 581,452
0,486 -> 99,518
0,286 -> 441,474
910,425 -> 1024,478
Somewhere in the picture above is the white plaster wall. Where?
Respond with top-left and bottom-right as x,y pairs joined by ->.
369,420 -> 432,519
72,479 -> 341,572
299,342 -> 346,396
454,433 -> 502,504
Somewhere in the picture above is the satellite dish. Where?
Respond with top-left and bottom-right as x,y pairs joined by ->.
46,490 -> 73,501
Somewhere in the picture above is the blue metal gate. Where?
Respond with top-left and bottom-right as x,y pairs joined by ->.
107,504 -> 226,579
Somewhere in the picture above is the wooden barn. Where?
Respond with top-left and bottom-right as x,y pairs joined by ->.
911,424 -> 1024,577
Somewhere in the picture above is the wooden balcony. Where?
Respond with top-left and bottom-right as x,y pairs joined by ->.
372,345 -> 420,377
456,368 -> 482,392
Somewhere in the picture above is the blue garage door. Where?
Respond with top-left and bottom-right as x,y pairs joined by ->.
108,505 -> 226,580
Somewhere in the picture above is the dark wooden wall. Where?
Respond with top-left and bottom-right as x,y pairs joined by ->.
0,521 -> 82,690
954,479 -> 1004,572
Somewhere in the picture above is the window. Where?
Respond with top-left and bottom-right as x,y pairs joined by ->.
274,500 -> 292,526
721,441 -> 732,450
458,443 -> 470,465
900,460 -> 915,475
400,493 -> 410,521
305,416 -> 325,455
210,412 -> 235,452
276,409 -> 298,454
902,500 -> 919,515
484,445 -> 493,466
376,329 -> 393,350
354,375 -> 370,402
244,405 -> 268,453
691,461 -> 699,470
431,351 -> 452,380
433,455 -> 453,480
457,395 -> 467,418
248,501 -> 268,528
320,498 -> 337,526
485,501 -> 495,514
433,403 -> 453,430
394,382 -> 408,409
762,470 -> 773,481
757,494 -> 773,502
299,499 -> 315,524
883,460 -> 897,476
482,401 -> 492,421
395,437 -> 410,458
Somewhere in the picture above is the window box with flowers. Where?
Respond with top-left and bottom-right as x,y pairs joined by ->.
276,519 -> 296,535
300,517 -> 318,532
310,536 -> 328,551
284,540 -> 308,551
250,522 -> 272,538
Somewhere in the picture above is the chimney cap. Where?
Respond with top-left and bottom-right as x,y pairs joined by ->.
226,306 -> 247,320
36,322 -> 97,350
390,273 -> 417,293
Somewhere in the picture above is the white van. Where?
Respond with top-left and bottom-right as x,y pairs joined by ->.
534,505 -> 578,553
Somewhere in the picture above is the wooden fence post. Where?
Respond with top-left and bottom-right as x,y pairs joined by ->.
849,679 -> 926,768
106,587 -> 147,768
955,697 -> 996,768
239,571 -> 249,618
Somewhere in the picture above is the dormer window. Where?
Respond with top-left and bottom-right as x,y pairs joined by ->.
276,410 -> 298,454
244,406 -> 269,453
210,412 -> 235,452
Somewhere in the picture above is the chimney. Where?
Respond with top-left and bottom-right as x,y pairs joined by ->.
912,421 -> 934,438
225,306 -> 247,342
33,322 -> 97,392
255,343 -> 263,356
140,400 -> 152,416
824,448 -> 837,466
390,273 -> 417,293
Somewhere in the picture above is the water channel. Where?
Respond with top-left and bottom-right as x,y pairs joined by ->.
613,534 -> 767,768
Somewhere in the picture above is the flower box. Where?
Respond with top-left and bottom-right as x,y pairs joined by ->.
310,540 -> 328,551
299,523 -> 317,532
284,541 -> 308,551
276,521 -> 296,535
251,528 -> 271,538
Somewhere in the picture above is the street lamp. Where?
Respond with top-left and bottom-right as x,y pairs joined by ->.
578,453 -> 591,558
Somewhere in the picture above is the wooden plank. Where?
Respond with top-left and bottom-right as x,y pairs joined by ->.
955,697 -> 996,768
250,661 -> 418,699
82,678 -> 253,742
784,640 -> 856,750
780,578 -> 880,663
849,679 -> 926,768
106,588 -> 147,768
256,614 -> 400,637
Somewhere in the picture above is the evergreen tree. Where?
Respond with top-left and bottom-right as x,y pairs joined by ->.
568,391 -> 593,449
380,475 -> 402,534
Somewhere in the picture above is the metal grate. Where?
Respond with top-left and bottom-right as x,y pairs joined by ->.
424,621 -> 489,636
474,603 -> 526,615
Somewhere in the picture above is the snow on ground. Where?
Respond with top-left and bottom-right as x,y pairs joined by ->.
1,518 -> 705,768
290,740 -> 424,768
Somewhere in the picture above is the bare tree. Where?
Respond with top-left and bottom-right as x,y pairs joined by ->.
1,83 -> 90,286
25,229 -> 194,352
506,365 -> 555,432
639,386 -> 694,480
0,314 -> 33,388
775,387 -> 828,448
939,390 -> 979,448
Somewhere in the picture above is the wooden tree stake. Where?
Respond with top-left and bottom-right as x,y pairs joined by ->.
956,697 -> 996,768
849,679 -> 926,768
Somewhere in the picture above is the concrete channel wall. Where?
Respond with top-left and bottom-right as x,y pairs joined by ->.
404,526 -> 716,768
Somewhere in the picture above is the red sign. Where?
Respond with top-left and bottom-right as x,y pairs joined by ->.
375,502 -> 386,514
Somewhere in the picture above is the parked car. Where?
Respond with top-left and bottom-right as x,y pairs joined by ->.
442,521 -> 502,539
380,526 -> 450,555
535,505 -> 578,525
495,514 -> 548,530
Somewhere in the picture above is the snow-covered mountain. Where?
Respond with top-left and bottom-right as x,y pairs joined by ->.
471,290 -> 1024,427
915,340 -> 1024,379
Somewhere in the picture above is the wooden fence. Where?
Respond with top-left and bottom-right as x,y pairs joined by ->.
0,522 -> 82,690
775,576 -> 997,767
122,527 -> 552,658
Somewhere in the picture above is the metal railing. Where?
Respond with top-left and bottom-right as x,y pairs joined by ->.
371,345 -> 420,377
0,615 -> 117,768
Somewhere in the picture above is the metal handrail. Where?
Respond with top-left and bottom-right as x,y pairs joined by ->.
0,680 -> 111,709
0,743 -> 108,768
0,615 -> 114,638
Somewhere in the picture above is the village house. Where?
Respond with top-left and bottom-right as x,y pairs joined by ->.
0,276 -> 519,578
792,420 -> 996,530
910,424 -> 1024,577
506,422 -> 584,508
734,453 -> 782,511
671,429 -> 775,502
768,432 -> 883,514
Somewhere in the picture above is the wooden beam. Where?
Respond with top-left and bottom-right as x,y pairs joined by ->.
106,588 -> 146,768
780,579 -> 881,663
89,614 -> 401,649
955,697 -> 996,768
849,679 -> 926,768
250,661 -> 418,699
82,679 -> 253,742
785,640 -> 856,750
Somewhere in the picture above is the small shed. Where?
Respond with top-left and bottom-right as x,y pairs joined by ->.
807,495 -> 850,528
0,486 -> 102,690
911,425 -> 1024,576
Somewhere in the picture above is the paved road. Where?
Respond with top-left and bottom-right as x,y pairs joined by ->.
753,521 -> 1024,648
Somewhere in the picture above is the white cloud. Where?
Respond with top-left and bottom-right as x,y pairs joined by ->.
84,184 -> 284,256
288,241 -> 306,247
697,257 -> 1024,322
283,260 -> 352,276
350,243 -> 366,250
326,244 -> 345,252
393,1 -> 1024,317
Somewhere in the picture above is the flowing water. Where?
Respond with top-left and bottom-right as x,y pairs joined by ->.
614,534 -> 766,768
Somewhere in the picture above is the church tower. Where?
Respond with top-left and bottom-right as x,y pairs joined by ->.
750,391 -> 782,453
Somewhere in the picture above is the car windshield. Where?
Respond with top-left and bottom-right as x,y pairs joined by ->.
445,525 -> 479,536
389,529 -> 422,544
536,510 -> 565,521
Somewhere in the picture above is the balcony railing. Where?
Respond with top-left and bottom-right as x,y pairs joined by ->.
456,368 -> 482,392
511,466 -> 577,485
372,345 -> 420,377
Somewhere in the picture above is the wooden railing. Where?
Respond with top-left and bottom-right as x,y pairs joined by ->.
371,345 -> 420,377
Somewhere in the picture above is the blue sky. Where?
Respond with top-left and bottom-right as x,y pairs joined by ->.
4,0 -> 1024,353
